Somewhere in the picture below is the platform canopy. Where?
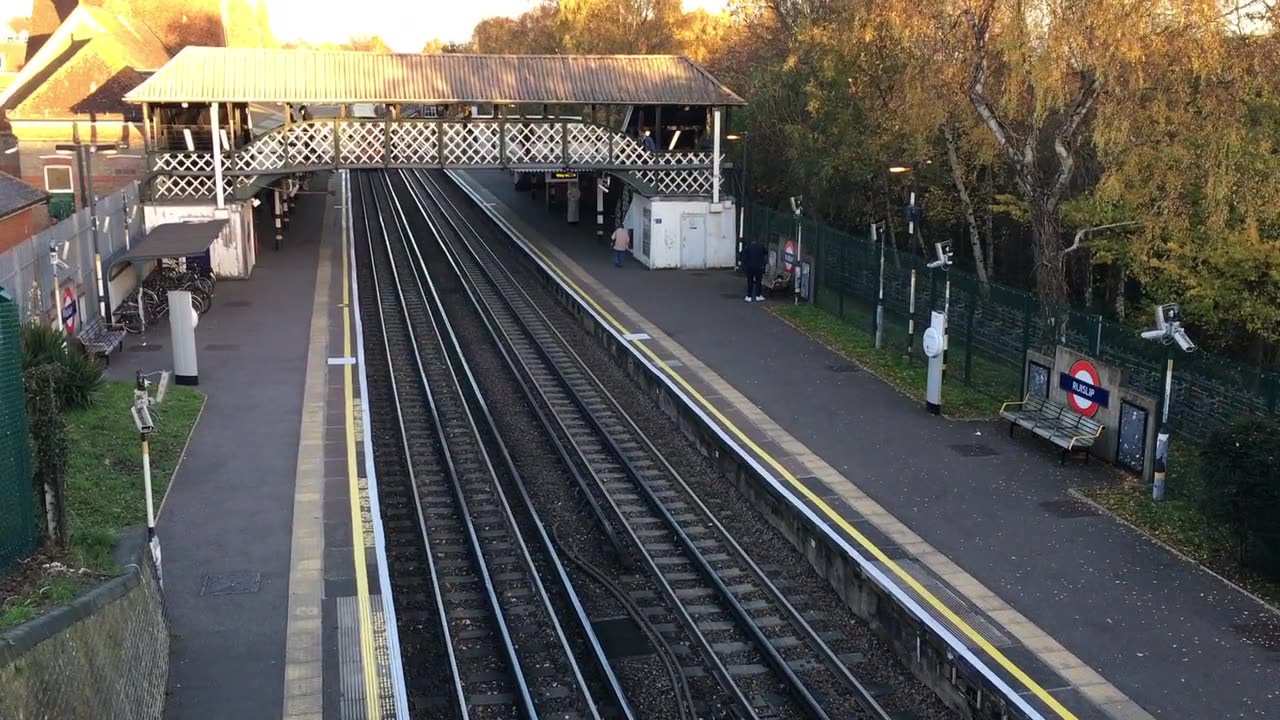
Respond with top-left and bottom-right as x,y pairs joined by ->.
123,47 -> 745,107
109,220 -> 228,270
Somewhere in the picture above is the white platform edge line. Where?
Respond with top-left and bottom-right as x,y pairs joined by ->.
445,169 -> 1050,720
347,169 -> 411,720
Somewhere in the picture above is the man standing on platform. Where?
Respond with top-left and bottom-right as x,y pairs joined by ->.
611,224 -> 630,268
743,236 -> 767,302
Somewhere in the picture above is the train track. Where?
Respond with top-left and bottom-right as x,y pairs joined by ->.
353,171 -> 629,720
386,168 -> 897,720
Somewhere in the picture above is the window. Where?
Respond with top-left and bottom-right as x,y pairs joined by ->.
1026,360 -> 1051,399
44,165 -> 74,194
1116,401 -> 1148,473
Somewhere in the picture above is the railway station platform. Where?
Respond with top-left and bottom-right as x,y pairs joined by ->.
106,173 -> 404,719
452,169 -> 1280,720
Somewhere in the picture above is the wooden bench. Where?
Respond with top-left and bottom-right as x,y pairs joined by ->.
77,317 -> 127,366
999,393 -> 1103,465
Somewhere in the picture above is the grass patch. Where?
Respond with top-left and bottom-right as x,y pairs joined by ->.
63,381 -> 205,571
1079,445 -> 1280,608
770,303 -> 1007,419
1,380 -> 204,631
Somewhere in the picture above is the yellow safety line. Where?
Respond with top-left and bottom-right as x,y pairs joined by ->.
515,238 -> 1079,720
342,208 -> 384,719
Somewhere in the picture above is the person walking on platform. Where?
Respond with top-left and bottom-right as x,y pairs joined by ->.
743,236 -> 767,302
611,224 -> 630,268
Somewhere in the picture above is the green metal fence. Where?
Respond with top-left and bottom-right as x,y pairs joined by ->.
743,201 -> 1280,434
0,287 -> 35,574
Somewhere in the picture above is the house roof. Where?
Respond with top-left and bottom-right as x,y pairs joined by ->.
123,47 -> 746,106
0,171 -> 49,218
1,5 -> 169,119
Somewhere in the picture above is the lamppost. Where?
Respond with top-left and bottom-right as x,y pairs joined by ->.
885,162 -> 930,352
726,131 -> 748,271
54,141 -> 140,324
1140,303 -> 1196,501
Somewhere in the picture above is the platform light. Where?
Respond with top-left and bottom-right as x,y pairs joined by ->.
887,165 -> 911,174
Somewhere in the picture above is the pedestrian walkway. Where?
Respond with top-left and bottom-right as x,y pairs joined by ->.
453,169 -> 1280,720
107,173 -> 404,720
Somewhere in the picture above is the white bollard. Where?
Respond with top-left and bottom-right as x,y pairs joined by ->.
169,290 -> 200,386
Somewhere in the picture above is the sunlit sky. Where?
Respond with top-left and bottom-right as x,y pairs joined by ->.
0,1 -> 730,50
267,1 -> 729,49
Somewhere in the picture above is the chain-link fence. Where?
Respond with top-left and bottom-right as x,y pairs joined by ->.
0,182 -> 144,327
743,201 -> 1280,438
0,287 -> 34,575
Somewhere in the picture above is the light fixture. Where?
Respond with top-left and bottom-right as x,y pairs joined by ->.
3,146 -> 16,154
887,165 -> 911,174
726,133 -> 745,141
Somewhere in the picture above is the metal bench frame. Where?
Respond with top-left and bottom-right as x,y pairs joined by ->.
78,317 -> 127,366
999,392 -> 1103,465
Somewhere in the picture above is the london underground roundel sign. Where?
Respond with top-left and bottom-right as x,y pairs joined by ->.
782,239 -> 796,273
1065,360 -> 1101,417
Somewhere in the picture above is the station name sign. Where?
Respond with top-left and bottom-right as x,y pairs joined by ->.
550,171 -> 578,180
1058,359 -> 1109,417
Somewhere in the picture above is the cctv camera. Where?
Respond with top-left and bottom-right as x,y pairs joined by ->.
1140,329 -> 1166,341
1173,330 -> 1196,353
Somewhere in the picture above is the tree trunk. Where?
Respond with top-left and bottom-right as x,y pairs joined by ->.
944,122 -> 990,295
1114,265 -> 1127,322
984,165 -> 995,277
1029,196 -> 1069,338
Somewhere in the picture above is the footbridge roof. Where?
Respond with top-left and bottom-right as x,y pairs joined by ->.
123,47 -> 745,107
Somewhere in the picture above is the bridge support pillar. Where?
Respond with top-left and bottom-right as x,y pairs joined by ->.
596,174 -> 605,241
273,186 -> 283,251
567,178 -> 580,224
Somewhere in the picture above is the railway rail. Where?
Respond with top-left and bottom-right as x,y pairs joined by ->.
383,167 -> 897,720
353,171 -> 629,719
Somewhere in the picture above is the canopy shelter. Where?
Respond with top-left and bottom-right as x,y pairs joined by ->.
123,47 -> 746,106
109,220 -> 228,272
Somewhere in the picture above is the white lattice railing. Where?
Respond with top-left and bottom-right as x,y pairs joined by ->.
151,118 -> 724,197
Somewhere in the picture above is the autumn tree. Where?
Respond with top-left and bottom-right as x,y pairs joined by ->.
344,34 -> 392,52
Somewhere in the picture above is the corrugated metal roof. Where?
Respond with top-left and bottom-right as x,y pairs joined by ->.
123,47 -> 745,106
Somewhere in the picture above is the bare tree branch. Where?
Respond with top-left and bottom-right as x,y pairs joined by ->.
1062,221 -> 1140,254
1047,74 -> 1102,208
944,120 -> 991,291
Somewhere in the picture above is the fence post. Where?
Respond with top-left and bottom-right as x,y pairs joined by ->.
1090,314 -> 1103,356
1021,294 -> 1033,363
839,235 -> 847,319
964,295 -> 976,385
906,269 -> 917,359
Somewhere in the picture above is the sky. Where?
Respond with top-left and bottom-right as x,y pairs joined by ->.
265,0 -> 730,51
0,1 -> 729,49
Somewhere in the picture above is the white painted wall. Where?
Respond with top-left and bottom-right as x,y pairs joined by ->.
143,201 -> 257,279
623,195 -> 737,269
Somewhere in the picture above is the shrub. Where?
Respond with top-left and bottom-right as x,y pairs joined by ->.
1199,418 -> 1280,579
18,321 -> 103,411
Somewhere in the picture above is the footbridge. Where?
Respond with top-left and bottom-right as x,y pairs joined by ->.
124,48 -> 745,201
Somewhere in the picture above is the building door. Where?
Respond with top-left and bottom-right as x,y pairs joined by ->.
680,214 -> 707,269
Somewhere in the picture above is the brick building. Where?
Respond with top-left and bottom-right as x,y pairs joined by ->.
0,0 -> 275,218
0,171 -> 49,254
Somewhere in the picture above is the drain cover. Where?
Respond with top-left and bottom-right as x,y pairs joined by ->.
203,343 -> 241,352
949,443 -> 999,457
592,616 -> 653,659
132,344 -> 164,353
1039,499 -> 1100,519
826,362 -> 861,373
200,571 -> 262,596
